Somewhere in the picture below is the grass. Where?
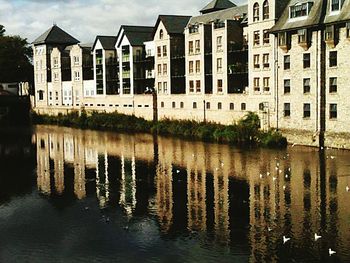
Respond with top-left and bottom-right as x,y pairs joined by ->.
32,110 -> 287,148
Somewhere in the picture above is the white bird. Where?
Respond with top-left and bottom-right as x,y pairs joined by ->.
279,169 -> 282,174
267,172 -> 271,176
215,167 -> 219,171
273,176 -> 277,182
283,185 -> 286,190
346,186 -> 349,192
275,167 -> 279,170
288,167 -> 291,172
268,227 -> 272,232
285,174 -> 289,179
329,248 -> 336,256
260,173 -> 263,179
221,162 -> 224,167
283,236 -> 290,244
314,233 -> 321,241
330,156 -> 335,159
176,169 -> 180,174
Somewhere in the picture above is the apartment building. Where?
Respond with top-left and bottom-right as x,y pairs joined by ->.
32,0 -> 350,147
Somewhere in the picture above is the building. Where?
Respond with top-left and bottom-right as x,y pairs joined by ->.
31,0 -> 350,148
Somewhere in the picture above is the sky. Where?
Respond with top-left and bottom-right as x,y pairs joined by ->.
0,0 -> 247,44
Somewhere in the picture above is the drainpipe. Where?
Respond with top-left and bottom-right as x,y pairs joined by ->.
203,99 -> 206,123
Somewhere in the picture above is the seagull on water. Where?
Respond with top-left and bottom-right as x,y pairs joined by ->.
329,248 -> 336,256
176,169 -> 180,174
273,176 -> 277,182
346,186 -> 349,192
314,233 -> 321,241
283,236 -> 290,244
260,173 -> 263,179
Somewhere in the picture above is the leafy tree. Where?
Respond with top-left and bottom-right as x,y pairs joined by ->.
0,25 -> 33,84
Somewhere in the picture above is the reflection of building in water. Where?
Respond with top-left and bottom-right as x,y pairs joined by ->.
36,133 -> 51,195
96,151 -> 110,208
119,155 -> 137,216
74,135 -> 86,199
156,163 -> 173,232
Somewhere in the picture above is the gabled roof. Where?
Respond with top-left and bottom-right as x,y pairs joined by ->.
32,25 -> 79,46
152,15 -> 191,37
116,25 -> 154,47
189,5 -> 247,25
270,0 -> 326,33
92,36 -> 117,51
200,0 -> 236,14
324,0 -> 350,24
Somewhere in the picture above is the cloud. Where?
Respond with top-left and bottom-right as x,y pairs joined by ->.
0,0 -> 247,43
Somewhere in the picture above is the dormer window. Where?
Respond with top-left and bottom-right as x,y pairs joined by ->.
278,32 -> 290,52
298,29 -> 307,43
189,25 -> 199,34
331,0 -> 344,12
290,2 -> 313,19
325,25 -> 338,48
159,29 -> 163,40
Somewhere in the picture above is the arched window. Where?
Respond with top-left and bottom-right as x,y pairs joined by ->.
159,29 -> 163,39
253,3 -> 259,22
263,0 -> 269,20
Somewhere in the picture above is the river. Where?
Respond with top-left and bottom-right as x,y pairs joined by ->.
0,125 -> 349,262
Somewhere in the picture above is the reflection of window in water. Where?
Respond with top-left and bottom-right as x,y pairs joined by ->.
40,139 -> 45,149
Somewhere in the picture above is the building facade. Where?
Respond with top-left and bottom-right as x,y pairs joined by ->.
32,0 -> 350,148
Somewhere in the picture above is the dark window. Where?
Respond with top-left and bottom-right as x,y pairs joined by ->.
303,103 -> 311,118
180,102 -> 184,108
284,79 -> 291,94
161,102 -> 164,108
254,31 -> 260,45
329,51 -> 337,67
218,102 -> 222,110
263,30 -> 270,44
284,103 -> 290,117
193,102 -> 197,109
38,90 -> 44,100
284,55 -> 290,70
263,0 -> 269,20
253,3 -> 259,22
346,22 -> 350,38
303,53 -> 310,68
331,0 -> 343,11
206,102 -> 210,109
241,103 -> 246,111
330,77 -> 337,93
230,103 -> 234,110
172,102 -> 176,108
325,25 -> 334,41
330,104 -> 337,119
303,78 -> 310,93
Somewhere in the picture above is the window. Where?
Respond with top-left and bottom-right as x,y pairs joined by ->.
303,103 -> 311,118
263,30 -> 270,44
254,55 -> 260,69
172,102 -> 176,108
241,103 -> 246,111
49,91 -> 52,100
189,25 -> 199,34
218,102 -> 222,110
180,102 -> 184,108
254,78 -> 260,92
55,91 -> 58,100
159,29 -> 163,39
163,82 -> 168,94
54,72 -> 59,81
196,80 -> 201,93
303,53 -> 310,68
263,53 -> 269,68
193,102 -> 197,109
157,46 -> 161,57
331,0 -> 343,12
284,79 -> 291,94
253,3 -> 259,22
263,77 -> 270,92
330,104 -> 337,119
206,102 -> 210,109
74,71 -> 80,81
195,40 -> 200,53
189,61 -> 194,74
329,51 -> 337,67
195,60 -> 200,73
189,80 -> 194,92
161,102 -> 164,108
263,0 -> 269,20
347,22 -> 350,38
325,25 -> 334,41
163,63 -> 167,75
290,3 -> 313,18
217,79 -> 223,93
298,29 -> 307,43
230,103 -> 234,110
189,41 -> 193,54
38,90 -> 44,101
284,103 -> 290,117
53,57 -> 58,68
254,31 -> 260,46
284,55 -> 290,70
157,64 -> 162,75
329,77 -> 337,93
163,45 -> 167,57
217,36 -> 222,51
217,58 -> 222,72
303,78 -> 310,93
278,32 -> 290,48
74,56 -> 79,65
158,82 -> 162,93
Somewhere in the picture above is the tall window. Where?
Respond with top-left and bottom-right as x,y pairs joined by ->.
189,41 -> 193,54
217,79 -> 223,93
217,36 -> 222,51
163,45 -> 167,57
284,103 -> 291,117
263,53 -> 269,68
217,58 -> 222,72
284,55 -> 290,70
157,46 -> 161,57
189,61 -> 194,74
303,103 -> 311,118
254,54 -> 260,69
230,103 -> 234,110
163,63 -> 167,75
195,40 -> 200,53
38,90 -> 44,101
206,102 -> 210,109
195,60 -> 200,73
241,103 -> 246,111
298,29 -> 307,43
253,3 -> 259,22
254,31 -> 260,46
263,0 -> 269,20
53,57 -> 58,68
159,29 -> 163,39
254,78 -> 260,92
329,77 -> 337,93
329,51 -> 337,67
303,78 -> 310,93
189,80 -> 194,93
158,82 -> 162,93
263,30 -> 270,44
157,64 -> 161,75
330,104 -> 337,119
303,53 -> 311,68
325,25 -> 334,41
163,82 -> 168,94
218,102 -> 222,110
284,79 -> 291,94
263,77 -> 270,92
196,80 -> 201,92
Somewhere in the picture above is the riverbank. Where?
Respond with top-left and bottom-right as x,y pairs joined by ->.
32,110 -> 287,148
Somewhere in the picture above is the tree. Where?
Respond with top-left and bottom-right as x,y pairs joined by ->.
0,25 -> 33,84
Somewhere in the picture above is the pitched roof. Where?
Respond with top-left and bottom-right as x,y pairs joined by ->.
200,0 -> 236,14
117,25 -> 154,47
270,0 -> 326,33
32,25 -> 79,45
92,36 -> 117,51
153,15 -> 191,37
324,0 -> 350,24
189,5 -> 247,25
